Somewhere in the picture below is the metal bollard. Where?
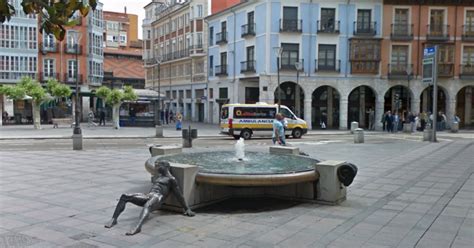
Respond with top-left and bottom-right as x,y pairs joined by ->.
354,128 -> 364,143
350,122 -> 359,134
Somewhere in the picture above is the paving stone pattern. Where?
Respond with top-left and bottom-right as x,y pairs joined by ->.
0,138 -> 473,247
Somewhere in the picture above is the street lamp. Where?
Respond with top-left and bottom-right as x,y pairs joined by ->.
155,57 -> 162,126
295,61 -> 303,117
273,47 -> 283,110
71,31 -> 82,150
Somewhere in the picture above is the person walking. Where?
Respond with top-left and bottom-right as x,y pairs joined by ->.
409,112 -> 416,133
165,110 -> 169,125
129,107 -> 136,126
272,113 -> 286,146
420,112 -> 427,131
99,108 -> 106,126
367,108 -> 375,131
385,111 -> 393,133
170,110 -> 175,123
393,112 -> 400,133
175,112 -> 183,130
381,111 -> 387,131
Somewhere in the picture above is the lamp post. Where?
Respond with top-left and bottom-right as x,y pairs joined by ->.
273,47 -> 283,110
156,57 -> 162,125
295,61 -> 303,117
406,66 -> 412,115
71,32 -> 82,150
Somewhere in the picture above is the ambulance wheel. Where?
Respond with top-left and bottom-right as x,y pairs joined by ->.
233,135 -> 240,140
292,128 -> 303,139
240,129 -> 252,140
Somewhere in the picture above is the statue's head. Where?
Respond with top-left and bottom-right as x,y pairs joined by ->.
154,160 -> 171,175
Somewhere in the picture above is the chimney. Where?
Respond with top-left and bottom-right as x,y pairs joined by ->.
124,6 -> 127,14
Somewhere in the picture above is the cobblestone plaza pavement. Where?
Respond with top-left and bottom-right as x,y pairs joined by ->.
0,135 -> 473,247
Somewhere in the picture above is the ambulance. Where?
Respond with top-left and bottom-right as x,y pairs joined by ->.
220,103 -> 308,140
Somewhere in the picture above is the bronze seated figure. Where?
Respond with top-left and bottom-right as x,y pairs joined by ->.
105,160 -> 195,235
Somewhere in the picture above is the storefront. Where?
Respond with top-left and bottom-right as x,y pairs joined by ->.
119,89 -> 166,127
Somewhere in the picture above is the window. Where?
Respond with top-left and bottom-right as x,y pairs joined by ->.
196,33 -> 203,47
357,9 -> 372,32
350,39 -> 381,74
320,8 -> 336,31
393,8 -> 409,36
318,45 -> 336,71
43,59 -> 55,77
280,108 -> 294,119
220,52 -> 227,65
219,87 -> 228,99
247,46 -> 255,61
197,5 -> 203,18
209,27 -> 214,45
248,11 -> 254,24
390,45 -> 409,73
430,9 -> 445,34
463,46 -> 474,65
282,7 -> 298,31
120,34 -> 126,44
209,88 -> 213,99
221,21 -> 227,33
209,55 -> 214,75
68,60 -> 78,78
281,43 -> 299,68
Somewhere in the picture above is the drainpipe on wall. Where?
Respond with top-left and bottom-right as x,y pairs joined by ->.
231,8 -> 237,103
308,0 -> 313,77
345,0 -> 351,78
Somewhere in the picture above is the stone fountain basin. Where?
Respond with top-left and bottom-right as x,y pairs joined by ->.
145,151 -> 320,187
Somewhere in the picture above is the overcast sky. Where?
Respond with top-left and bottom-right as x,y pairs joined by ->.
100,0 -> 150,39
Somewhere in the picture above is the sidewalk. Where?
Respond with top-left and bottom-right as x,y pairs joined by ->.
0,122 -> 473,139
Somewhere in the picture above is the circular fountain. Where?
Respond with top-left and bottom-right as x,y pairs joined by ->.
145,151 -> 320,187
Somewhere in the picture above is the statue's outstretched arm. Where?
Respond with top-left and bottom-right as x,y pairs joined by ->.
171,178 -> 195,217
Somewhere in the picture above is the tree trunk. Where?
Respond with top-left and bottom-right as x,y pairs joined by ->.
32,101 -> 41,129
112,104 -> 120,129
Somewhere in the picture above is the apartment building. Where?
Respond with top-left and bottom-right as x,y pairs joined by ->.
143,0 -> 208,122
382,0 -> 474,129
103,10 -> 144,90
0,0 -> 38,125
207,0 -> 473,130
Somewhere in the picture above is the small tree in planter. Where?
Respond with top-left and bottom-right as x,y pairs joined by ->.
96,86 -> 137,129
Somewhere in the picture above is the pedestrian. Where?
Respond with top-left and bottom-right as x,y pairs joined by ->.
129,107 -> 136,125
393,112 -> 400,133
272,113 -> 286,146
165,110 -> 169,124
441,112 -> 447,130
409,112 -> 416,133
175,112 -> 183,130
381,111 -> 387,131
170,110 -> 175,123
99,108 -> 106,126
367,108 -> 375,130
160,110 -> 165,124
385,111 -> 393,133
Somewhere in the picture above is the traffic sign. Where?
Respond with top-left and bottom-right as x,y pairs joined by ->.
423,46 -> 436,84
424,47 -> 435,57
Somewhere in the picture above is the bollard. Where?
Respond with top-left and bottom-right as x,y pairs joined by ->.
182,126 -> 198,148
423,129 -> 432,141
451,122 -> 459,133
155,125 -> 163,138
353,128 -> 364,143
350,122 -> 359,134
403,123 -> 411,133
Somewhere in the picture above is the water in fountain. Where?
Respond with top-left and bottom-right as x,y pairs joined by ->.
235,138 -> 245,161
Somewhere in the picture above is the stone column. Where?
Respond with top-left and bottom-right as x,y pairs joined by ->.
447,99 -> 457,127
304,99 -> 312,130
359,87 -> 366,127
375,97 -> 385,131
422,90 -> 429,113
411,99 -> 421,115
465,87 -> 472,127
339,96 -> 348,130
327,87 -> 334,128
295,85 -> 301,117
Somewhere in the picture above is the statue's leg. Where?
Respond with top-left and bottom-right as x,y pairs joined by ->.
105,193 -> 148,228
126,194 -> 163,235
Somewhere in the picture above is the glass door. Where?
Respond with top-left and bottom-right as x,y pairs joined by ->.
394,9 -> 409,35
321,8 -> 336,31
357,10 -> 372,33
430,10 -> 444,35
391,45 -> 408,73
318,45 -> 336,71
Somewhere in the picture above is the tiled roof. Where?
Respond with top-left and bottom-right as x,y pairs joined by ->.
104,56 -> 144,80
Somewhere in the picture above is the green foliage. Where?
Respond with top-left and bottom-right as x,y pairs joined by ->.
0,77 -> 48,103
46,79 -> 71,98
1,0 -> 97,40
95,85 -> 138,106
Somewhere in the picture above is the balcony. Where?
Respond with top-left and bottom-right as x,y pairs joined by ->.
462,25 -> 474,42
390,23 -> 414,41
189,44 -> 205,56
240,60 -> 256,73
39,72 -> 60,82
172,49 -> 189,60
216,32 -> 228,45
280,59 -> 304,71
460,64 -> 474,79
315,59 -> 340,72
279,19 -> 302,33
437,63 -> 454,77
215,65 -> 228,76
63,73 -> 83,84
387,64 -> 413,80
426,24 -> 450,41
353,22 -> 377,36
64,44 -> 82,54
317,20 -> 340,34
350,60 -> 380,74
241,23 -> 256,37
40,42 -> 58,53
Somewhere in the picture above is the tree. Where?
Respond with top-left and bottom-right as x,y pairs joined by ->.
0,77 -> 72,129
0,0 -> 97,40
96,86 -> 137,129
